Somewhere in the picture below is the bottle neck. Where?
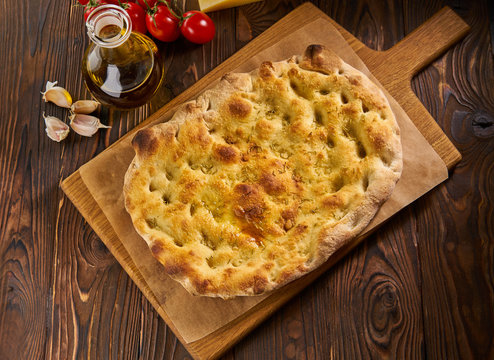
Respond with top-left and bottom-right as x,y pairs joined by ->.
86,5 -> 132,48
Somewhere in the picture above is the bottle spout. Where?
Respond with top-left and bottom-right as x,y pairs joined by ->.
85,4 -> 132,48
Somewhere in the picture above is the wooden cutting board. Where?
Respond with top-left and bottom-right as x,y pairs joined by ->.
61,3 -> 469,359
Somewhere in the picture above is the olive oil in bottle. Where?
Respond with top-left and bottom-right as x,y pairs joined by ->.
82,5 -> 164,109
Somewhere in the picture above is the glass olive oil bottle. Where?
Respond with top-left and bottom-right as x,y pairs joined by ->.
82,5 -> 164,109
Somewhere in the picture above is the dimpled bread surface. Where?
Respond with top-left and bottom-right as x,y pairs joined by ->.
123,45 -> 403,298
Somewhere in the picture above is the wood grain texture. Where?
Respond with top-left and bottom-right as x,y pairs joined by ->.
0,0 -> 66,358
409,1 -> 494,358
0,1 -> 492,360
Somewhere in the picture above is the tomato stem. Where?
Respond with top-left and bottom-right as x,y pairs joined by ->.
142,0 -> 151,10
159,0 -> 181,20
179,13 -> 195,27
118,0 -> 129,9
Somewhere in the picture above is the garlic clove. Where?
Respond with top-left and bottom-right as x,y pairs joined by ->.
71,100 -> 101,114
69,113 -> 111,137
41,81 -> 73,108
43,113 -> 70,142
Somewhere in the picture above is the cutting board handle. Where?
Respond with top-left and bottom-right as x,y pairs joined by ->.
383,7 -> 470,80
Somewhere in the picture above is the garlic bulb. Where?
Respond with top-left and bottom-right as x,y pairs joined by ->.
44,113 -> 70,142
41,81 -> 73,108
71,100 -> 101,114
69,113 -> 111,137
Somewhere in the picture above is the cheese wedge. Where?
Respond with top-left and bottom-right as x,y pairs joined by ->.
198,0 -> 262,12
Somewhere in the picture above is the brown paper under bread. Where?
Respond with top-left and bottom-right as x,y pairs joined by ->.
78,18 -> 448,343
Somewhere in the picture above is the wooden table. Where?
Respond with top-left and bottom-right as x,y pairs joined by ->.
1,1 -> 492,359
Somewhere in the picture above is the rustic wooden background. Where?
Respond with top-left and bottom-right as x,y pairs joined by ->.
0,0 -> 492,359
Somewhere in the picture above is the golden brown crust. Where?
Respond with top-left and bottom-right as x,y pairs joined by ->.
124,45 -> 402,298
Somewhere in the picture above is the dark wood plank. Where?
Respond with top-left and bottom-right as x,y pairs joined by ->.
0,0 -> 73,358
410,0 -> 494,358
0,0 -> 492,359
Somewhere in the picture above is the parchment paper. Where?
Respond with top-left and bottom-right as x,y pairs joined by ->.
78,18 -> 448,343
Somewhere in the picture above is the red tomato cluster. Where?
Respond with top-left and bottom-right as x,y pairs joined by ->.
79,0 -> 215,44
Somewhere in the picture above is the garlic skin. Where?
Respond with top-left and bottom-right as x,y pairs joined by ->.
69,113 -> 111,137
43,113 -> 70,142
71,100 -> 101,114
41,81 -> 73,108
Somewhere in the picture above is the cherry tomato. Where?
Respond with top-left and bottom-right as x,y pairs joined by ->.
135,0 -> 159,9
145,4 -> 180,42
83,0 -> 105,21
103,0 -> 119,4
180,11 -> 215,44
78,0 -> 90,5
84,4 -> 98,21
121,2 -> 147,34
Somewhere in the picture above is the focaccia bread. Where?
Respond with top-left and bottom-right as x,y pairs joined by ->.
124,45 -> 403,298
